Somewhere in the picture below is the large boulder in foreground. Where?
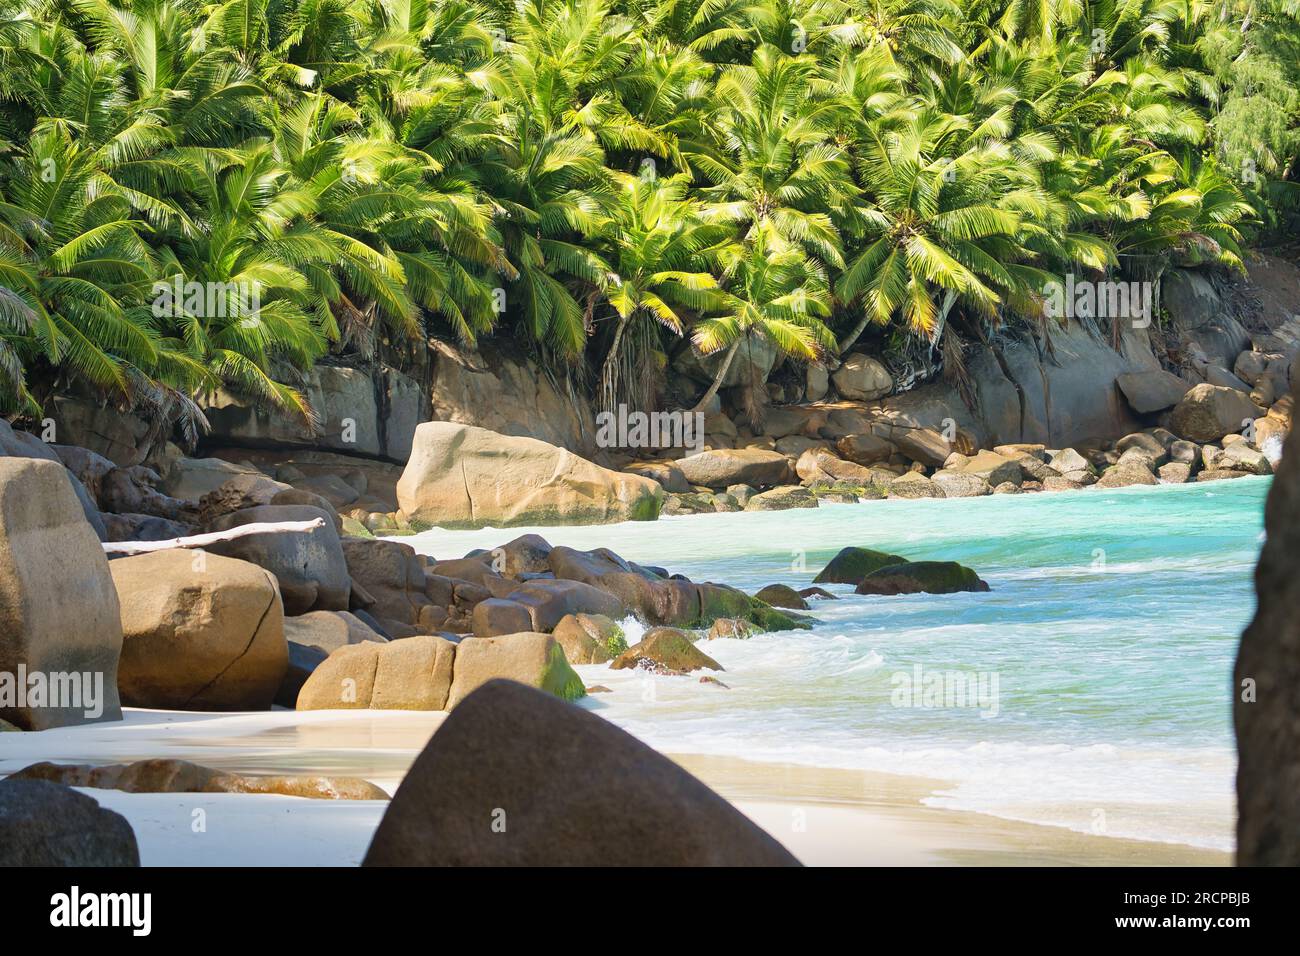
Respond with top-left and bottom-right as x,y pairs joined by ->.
297,635 -> 456,711
110,549 -> 287,711
0,779 -> 139,866
0,458 -> 123,730
1167,383 -> 1259,442
856,561 -> 990,596
446,634 -> 584,709
814,546 -> 908,585
208,504 -> 350,614
1236,397 -> 1300,864
362,680 -> 800,866
397,422 -> 662,528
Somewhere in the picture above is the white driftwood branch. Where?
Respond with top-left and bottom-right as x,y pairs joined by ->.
103,518 -> 326,555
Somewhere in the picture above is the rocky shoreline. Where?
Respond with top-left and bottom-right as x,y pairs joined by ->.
1,260 -> 1296,864
0,406 -> 1006,864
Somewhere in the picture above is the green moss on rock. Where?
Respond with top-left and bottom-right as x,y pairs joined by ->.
747,597 -> 814,631
541,642 -> 588,701
854,560 -> 990,596
813,546 -> 909,585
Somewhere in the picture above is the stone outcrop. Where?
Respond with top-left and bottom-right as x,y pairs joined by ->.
1168,384 -> 1260,442
363,680 -> 800,865
397,422 -> 662,528
1115,369 -> 1190,414
814,547 -> 909,585
675,447 -> 794,488
110,549 -> 287,711
611,627 -> 722,673
207,504 -> 350,614
431,345 -> 599,455
551,613 -> 626,664
204,364 -> 427,462
446,634 -> 585,708
832,353 -> 893,400
855,561 -> 990,595
279,610 -> 386,706
0,458 -> 123,730
297,635 -> 456,711
340,537 -> 432,625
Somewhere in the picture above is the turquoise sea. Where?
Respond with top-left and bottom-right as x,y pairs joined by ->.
407,477 -> 1269,850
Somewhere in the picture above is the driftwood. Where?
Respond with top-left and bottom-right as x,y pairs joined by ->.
102,518 -> 326,555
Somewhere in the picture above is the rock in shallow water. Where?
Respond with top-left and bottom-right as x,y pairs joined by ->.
551,612 -> 626,664
855,561 -> 990,596
362,680 -> 799,866
753,583 -> 809,610
813,546 -> 908,585
611,626 -> 722,673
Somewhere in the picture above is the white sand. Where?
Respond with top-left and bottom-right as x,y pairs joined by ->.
0,708 -> 1229,866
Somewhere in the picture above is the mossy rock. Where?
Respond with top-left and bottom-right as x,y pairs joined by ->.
747,597 -> 814,631
696,583 -> 758,624
753,583 -> 809,610
813,546 -> 908,585
854,560 -> 990,596
610,627 -> 723,673
340,516 -> 375,538
744,486 -> 818,511
541,641 -> 589,702
553,613 -> 628,664
706,618 -> 756,640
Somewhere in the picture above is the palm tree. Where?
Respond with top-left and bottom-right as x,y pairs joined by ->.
690,43 -> 856,272
596,172 -> 728,412
834,111 -> 1047,353
691,221 -> 834,410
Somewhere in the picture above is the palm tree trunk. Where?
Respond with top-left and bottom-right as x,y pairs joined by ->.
837,312 -> 872,355
691,337 -> 743,412
598,311 -> 633,412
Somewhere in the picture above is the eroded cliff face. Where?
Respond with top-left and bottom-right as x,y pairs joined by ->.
869,319 -> 1160,450
427,346 -> 597,457
43,257 -> 1300,469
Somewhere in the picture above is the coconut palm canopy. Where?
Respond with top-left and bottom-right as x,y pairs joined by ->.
0,0 -> 1293,422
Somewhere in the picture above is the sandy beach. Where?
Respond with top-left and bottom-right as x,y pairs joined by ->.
0,708 -> 1229,866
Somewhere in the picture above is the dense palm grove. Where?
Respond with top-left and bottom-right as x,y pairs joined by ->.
0,0 -> 1296,431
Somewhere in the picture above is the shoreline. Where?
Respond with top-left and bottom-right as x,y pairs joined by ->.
0,708 -> 1230,866
670,754 -> 1230,866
